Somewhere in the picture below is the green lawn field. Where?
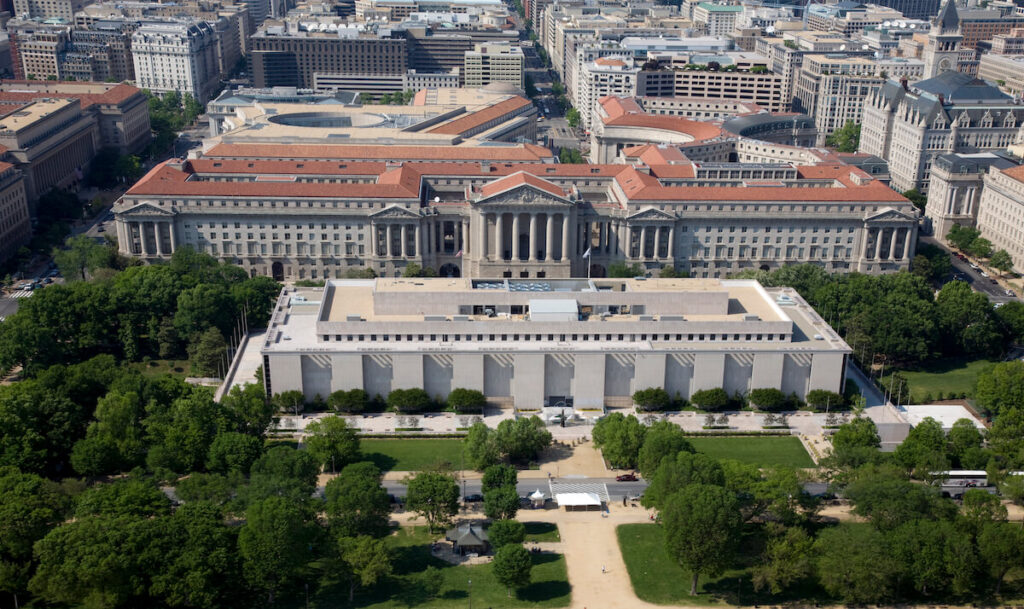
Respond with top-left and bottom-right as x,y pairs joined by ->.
305,526 -> 571,608
360,438 -> 465,472
879,357 -> 998,402
523,522 -> 561,543
687,436 -> 814,468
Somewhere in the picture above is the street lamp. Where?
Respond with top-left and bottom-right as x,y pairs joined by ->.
468,579 -> 472,609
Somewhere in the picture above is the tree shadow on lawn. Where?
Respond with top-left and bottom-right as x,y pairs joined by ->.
523,521 -> 558,538
537,441 -> 573,464
362,452 -> 398,472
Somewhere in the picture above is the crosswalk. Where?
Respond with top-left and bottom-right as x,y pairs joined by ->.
8,290 -> 34,299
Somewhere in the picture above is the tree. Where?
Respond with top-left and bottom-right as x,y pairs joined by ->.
488,519 -> 525,549
52,235 -> 116,281
386,388 -> 432,413
74,477 -> 172,519
632,387 -> 671,411
805,389 -> 844,411
947,418 -> 984,469
690,388 -> 729,411
328,389 -> 368,413
273,390 -> 306,416
815,524 -> 898,603
935,280 -> 1002,357
637,421 -> 693,479
492,544 -> 532,597
902,188 -> 927,211
592,412 -> 646,469
662,484 -> 743,596
845,467 -> 954,530
113,154 -> 142,183
447,388 -> 486,413
889,519 -> 978,596
752,525 -> 813,594
404,471 -> 459,531
482,464 -> 517,493
324,461 -> 391,539
893,416 -> 948,477
961,488 -> 1007,535
174,284 -> 235,340
338,535 -> 391,602
990,249 -> 1014,275
979,521 -> 1024,594
824,120 -> 860,152
247,445 -> 319,502
463,422 -> 500,470
221,383 -> 275,438
0,466 -> 69,605
749,388 -> 789,411
493,416 -> 552,464
565,107 -> 580,128
174,472 -> 242,506
947,224 -> 981,252
304,415 -> 360,473
996,301 -> 1024,343
238,496 -> 317,604
607,262 -> 646,277
484,484 -> 520,520
643,451 -> 724,510
968,237 -> 993,259
206,431 -> 262,475
188,327 -> 227,377
975,361 -> 1024,418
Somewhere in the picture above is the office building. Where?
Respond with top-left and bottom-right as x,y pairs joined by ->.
463,43 -> 524,89
692,2 -> 741,37
13,0 -> 89,20
924,152 -> 1019,238
260,278 -> 852,407
576,56 -> 640,129
977,164 -> 1024,272
636,52 -> 788,113
0,164 -> 30,267
131,21 -> 221,103
860,71 -> 1024,192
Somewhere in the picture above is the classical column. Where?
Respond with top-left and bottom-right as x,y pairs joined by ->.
414,225 -> 421,257
168,222 -> 177,254
399,225 -> 407,257
435,220 -> 441,253
668,226 -> 675,259
545,213 -> 555,261
495,213 -> 504,260
640,226 -> 648,259
873,228 -> 883,260
860,227 -> 871,259
462,219 -> 470,254
902,228 -> 912,260
479,214 -> 488,261
139,222 -> 149,255
560,214 -> 570,262
528,213 -> 538,261
512,213 -> 521,261
387,225 -> 394,258
653,226 -> 661,260
888,228 -> 898,260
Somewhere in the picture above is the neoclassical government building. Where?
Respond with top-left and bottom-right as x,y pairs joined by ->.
114,94 -> 919,280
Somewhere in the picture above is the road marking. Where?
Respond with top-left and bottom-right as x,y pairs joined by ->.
8,290 -> 34,299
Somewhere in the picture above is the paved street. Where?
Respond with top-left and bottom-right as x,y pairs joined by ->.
921,235 -> 1020,303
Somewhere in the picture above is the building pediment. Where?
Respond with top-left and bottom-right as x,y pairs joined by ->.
473,183 -> 572,208
626,207 -> 676,222
865,207 -> 915,223
370,205 -> 422,220
119,201 -> 176,217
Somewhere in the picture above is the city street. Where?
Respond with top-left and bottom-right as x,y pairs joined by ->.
921,235 -> 1020,303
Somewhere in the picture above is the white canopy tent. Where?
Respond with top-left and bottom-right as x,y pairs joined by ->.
555,492 -> 602,511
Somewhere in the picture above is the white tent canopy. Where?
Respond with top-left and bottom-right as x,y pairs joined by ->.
530,489 -> 546,500
555,492 -> 601,507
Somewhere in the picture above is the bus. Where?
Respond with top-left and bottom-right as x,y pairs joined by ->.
931,470 -> 988,498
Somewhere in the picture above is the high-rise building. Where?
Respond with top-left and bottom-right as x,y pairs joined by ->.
0,164 -> 30,267
13,0 -> 90,20
463,43 -> 525,89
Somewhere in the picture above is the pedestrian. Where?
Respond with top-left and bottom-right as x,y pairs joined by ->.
602,565 -> 606,574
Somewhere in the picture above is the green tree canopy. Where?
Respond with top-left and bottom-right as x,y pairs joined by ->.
492,543 -> 532,597
206,431 -> 263,475
324,461 -> 391,539
488,519 -> 526,549
338,535 -> 392,602
662,483 -> 743,596
815,524 -> 898,603
592,412 -> 646,469
304,415 -> 360,473
404,471 -> 459,531
483,484 -> 520,521
824,120 -> 860,152
637,421 -> 693,479
238,496 -> 318,604
975,361 -> 1024,418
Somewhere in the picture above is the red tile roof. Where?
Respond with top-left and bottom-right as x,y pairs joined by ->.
999,164 -> 1024,183
599,95 -> 644,118
204,142 -> 553,162
0,82 -> 143,108
428,96 -> 533,135
478,171 -> 567,198
604,114 -> 723,142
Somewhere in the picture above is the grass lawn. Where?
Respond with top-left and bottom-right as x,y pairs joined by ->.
309,526 -> 571,608
523,522 -> 560,543
360,438 -> 465,472
879,356 -> 998,402
128,359 -> 192,379
617,523 -> 833,606
687,436 -> 813,468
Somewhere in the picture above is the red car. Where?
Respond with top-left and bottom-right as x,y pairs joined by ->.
616,473 -> 638,482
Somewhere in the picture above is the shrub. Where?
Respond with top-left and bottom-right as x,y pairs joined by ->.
805,389 -> 845,411
632,387 -> 671,411
749,388 -> 789,412
690,388 -> 729,411
387,388 -> 432,413
328,388 -> 368,413
447,388 -> 486,413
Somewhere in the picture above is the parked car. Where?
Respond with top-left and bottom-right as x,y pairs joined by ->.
970,263 -> 980,270
991,278 -> 999,285
980,271 -> 989,278
1005,289 -> 1016,297
463,493 -> 484,503
616,473 -> 638,482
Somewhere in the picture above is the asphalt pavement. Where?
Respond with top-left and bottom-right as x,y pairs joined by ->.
377,478 -> 648,501
921,236 -> 1018,303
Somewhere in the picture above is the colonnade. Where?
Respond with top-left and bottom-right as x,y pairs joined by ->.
943,185 -> 978,217
863,226 -> 912,260
481,211 -> 571,262
630,224 -> 676,260
122,220 -> 176,256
